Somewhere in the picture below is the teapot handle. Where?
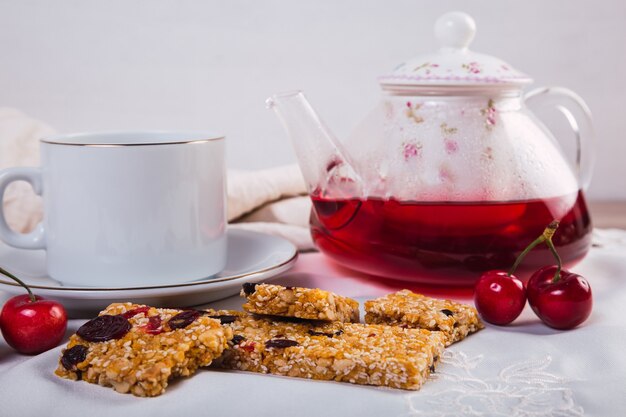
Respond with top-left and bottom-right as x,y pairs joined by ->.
524,87 -> 595,190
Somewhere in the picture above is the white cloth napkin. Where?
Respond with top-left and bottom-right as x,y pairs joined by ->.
226,166 -> 313,250
0,108 -> 52,233
0,108 -> 314,251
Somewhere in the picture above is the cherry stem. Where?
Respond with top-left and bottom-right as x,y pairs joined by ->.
508,220 -> 561,280
507,236 -> 545,276
0,266 -> 36,302
545,237 -> 563,283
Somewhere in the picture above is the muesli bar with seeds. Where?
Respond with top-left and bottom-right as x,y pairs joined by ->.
207,309 -> 445,390
364,290 -> 483,346
55,303 -> 233,397
240,283 -> 360,322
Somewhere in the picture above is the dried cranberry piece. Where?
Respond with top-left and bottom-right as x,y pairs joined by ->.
242,283 -> 258,295
167,310 -> 201,330
77,315 -> 131,342
61,345 -> 88,370
308,329 -> 343,337
265,339 -> 299,349
142,315 -> 163,335
122,306 -> 150,319
240,341 -> 256,352
231,335 -> 246,345
207,315 -> 237,324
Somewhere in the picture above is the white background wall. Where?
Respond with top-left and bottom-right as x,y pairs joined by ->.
1,0 -> 624,200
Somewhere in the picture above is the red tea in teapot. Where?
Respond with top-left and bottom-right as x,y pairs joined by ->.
311,190 -> 592,285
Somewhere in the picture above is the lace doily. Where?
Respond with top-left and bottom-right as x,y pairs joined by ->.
405,351 -> 584,417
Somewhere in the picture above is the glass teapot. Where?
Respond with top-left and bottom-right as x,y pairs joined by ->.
267,12 -> 594,285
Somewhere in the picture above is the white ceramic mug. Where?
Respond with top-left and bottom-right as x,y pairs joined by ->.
0,131 -> 227,287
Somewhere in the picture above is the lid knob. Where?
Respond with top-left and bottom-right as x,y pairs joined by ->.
434,11 -> 476,50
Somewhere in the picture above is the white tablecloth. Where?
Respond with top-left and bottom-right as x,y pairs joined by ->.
1,229 -> 626,417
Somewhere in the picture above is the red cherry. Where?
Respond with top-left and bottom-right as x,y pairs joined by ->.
473,270 -> 527,325
527,266 -> 592,330
0,266 -> 68,354
0,294 -> 68,354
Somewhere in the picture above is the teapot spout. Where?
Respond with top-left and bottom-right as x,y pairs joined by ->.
266,91 -> 363,197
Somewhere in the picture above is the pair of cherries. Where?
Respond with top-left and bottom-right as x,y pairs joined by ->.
474,221 -> 592,330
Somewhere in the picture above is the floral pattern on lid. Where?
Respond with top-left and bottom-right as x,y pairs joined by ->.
379,12 -> 532,90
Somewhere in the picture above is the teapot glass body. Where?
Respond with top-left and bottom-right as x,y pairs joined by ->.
305,90 -> 593,285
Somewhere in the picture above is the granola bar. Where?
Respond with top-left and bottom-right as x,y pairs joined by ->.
240,283 -> 360,322
55,303 -> 232,397
208,310 -> 445,390
364,290 -> 483,346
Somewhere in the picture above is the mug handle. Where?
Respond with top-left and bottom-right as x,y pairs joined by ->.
524,86 -> 595,190
0,167 -> 46,249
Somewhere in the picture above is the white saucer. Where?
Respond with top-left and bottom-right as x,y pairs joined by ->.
0,229 -> 297,317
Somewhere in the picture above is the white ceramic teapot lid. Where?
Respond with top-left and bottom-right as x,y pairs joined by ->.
379,12 -> 532,92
